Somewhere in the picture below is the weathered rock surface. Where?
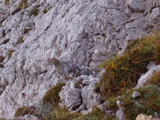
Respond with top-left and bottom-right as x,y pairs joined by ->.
136,114 -> 153,120
0,0 -> 160,119
135,65 -> 160,89
132,91 -> 141,99
59,74 -> 104,113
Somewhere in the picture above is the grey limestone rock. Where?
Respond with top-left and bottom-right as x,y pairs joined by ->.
0,0 -> 160,119
132,91 -> 141,99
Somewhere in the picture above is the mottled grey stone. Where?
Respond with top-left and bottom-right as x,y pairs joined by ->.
132,91 -> 141,98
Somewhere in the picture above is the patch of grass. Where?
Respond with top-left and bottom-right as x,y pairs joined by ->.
120,85 -> 160,120
0,56 -> 5,62
30,7 -> 39,17
5,0 -> 10,5
1,39 -> 10,45
42,82 -> 65,106
106,97 -> 119,112
43,7 -> 47,14
14,106 -> 36,117
8,50 -> 14,58
77,106 -> 116,120
95,32 -> 160,100
40,107 -> 80,120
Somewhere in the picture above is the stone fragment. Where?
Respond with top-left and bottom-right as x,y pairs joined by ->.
132,91 -> 141,98
136,114 -> 153,120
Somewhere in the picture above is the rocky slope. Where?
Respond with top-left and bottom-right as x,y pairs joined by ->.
0,0 -> 160,119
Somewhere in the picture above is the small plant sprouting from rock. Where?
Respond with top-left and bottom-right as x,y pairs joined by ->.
16,36 -> 24,45
30,7 -> 39,17
43,7 -> 47,14
8,50 -> 14,58
0,56 -> 5,63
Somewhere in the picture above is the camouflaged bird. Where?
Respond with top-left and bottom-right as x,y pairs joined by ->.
49,58 -> 97,80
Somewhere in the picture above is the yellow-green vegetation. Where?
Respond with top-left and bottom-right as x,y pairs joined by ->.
95,32 -> 160,100
0,56 -> 5,62
16,36 -> 24,45
8,50 -> 14,58
42,82 -> 65,106
15,106 -> 35,117
43,7 -> 47,14
30,7 -> 39,17
5,0 -> 10,5
118,85 -> 160,120
1,39 -> 10,45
